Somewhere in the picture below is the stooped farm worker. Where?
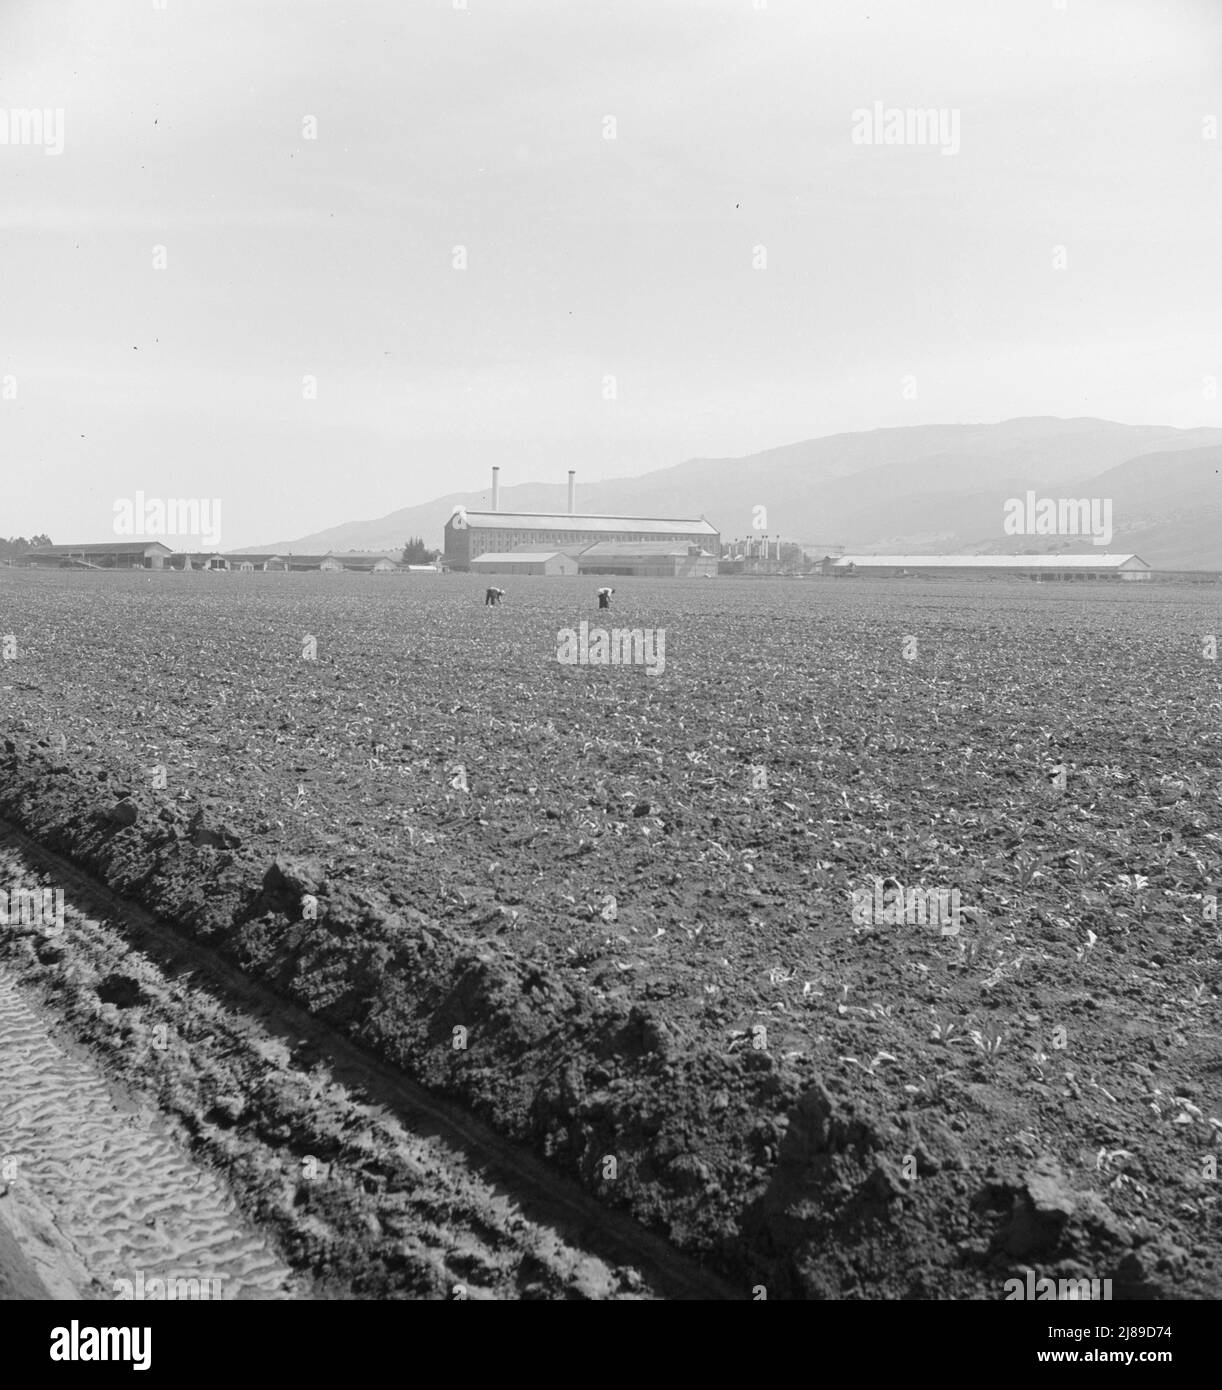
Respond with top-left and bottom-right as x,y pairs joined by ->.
597,586 -> 615,610
484,586 -> 505,606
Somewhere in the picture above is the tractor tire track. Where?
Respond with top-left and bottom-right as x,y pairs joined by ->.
0,970 -> 298,1301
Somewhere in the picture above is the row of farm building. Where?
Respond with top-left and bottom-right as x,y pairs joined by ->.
10,533 -> 722,579
11,544 -> 428,572
9,538 -> 1213,585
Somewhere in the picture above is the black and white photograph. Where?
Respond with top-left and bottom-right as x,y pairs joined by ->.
1,0 -> 1219,1355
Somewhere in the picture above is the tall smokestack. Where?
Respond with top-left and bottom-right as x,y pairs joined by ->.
567,470 -> 576,515
491,466 -> 500,512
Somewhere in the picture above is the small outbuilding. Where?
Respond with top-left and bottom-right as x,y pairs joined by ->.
323,552 -> 401,573
20,542 -> 173,570
471,550 -> 580,576
222,553 -> 284,572
576,541 -> 719,579
267,555 -> 332,571
168,552 -> 230,571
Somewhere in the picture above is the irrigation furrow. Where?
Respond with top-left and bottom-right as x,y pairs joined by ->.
0,821 -> 735,1300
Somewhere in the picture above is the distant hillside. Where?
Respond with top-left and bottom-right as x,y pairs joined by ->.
250,418 -> 1222,569
1089,446 -> 1222,568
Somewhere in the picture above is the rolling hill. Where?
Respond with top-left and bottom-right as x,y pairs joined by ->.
251,418 -> 1222,569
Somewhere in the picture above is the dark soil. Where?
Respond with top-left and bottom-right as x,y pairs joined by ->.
1,568 -> 1219,1298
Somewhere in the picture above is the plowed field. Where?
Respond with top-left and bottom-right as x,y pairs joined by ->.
1,567 -> 1219,1298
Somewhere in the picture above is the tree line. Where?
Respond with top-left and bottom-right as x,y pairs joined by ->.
401,536 -> 439,564
0,535 -> 52,563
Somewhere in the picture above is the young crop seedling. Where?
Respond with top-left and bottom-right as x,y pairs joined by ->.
970,1019 -> 1005,1063
955,937 -> 986,972
930,1017 -> 960,1046
1074,928 -> 1098,961
1066,849 -> 1092,884
840,1051 -> 898,1077
1014,851 -> 1043,895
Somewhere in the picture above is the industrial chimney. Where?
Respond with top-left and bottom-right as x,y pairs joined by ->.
491,466 -> 500,512
567,470 -> 576,515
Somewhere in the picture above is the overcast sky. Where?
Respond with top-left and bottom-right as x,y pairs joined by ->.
2,0 -> 1220,549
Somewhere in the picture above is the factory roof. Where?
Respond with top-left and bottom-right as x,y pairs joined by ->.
452,511 -> 718,536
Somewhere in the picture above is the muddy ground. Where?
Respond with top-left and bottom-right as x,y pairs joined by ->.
1,568 -> 1219,1298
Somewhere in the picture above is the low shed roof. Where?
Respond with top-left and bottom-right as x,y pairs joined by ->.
25,542 -> 174,556
833,553 -> 1148,569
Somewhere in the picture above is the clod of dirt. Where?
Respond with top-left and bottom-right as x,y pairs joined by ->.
104,799 -> 139,827
95,973 -> 149,1009
188,808 -> 242,850
263,856 -> 328,900
979,1154 -> 1144,1284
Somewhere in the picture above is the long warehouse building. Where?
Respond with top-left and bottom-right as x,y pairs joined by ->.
824,553 -> 1151,580
444,467 -> 719,571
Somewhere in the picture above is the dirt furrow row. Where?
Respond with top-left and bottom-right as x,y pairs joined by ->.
0,830 -> 732,1299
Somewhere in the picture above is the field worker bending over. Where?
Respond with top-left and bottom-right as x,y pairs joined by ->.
484,586 -> 505,606
597,586 -> 615,610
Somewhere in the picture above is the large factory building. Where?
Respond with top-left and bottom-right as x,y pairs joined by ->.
444,468 -> 719,572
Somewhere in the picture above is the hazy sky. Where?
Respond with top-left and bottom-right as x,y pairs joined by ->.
2,0 -> 1220,548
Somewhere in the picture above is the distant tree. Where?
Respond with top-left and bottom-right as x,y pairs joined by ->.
401,536 -> 438,564
0,534 -> 52,564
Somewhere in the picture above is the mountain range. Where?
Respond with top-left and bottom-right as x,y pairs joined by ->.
252,417 -> 1222,570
